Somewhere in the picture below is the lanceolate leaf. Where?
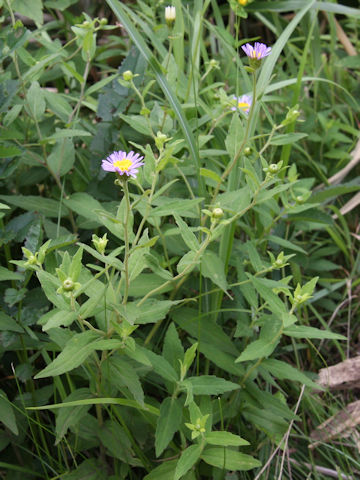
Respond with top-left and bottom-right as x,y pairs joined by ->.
34,331 -> 120,378
174,444 -> 202,480
155,397 -> 182,457
201,447 -> 261,471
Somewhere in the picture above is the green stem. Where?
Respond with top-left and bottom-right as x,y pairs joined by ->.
122,179 -> 131,305
211,72 -> 257,202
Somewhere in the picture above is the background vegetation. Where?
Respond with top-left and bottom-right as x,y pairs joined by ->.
0,0 -> 359,478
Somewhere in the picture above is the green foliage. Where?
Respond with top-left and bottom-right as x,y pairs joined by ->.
0,0 -> 359,478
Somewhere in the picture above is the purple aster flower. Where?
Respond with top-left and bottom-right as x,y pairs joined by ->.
241,42 -> 272,60
231,94 -> 252,114
101,150 -> 144,178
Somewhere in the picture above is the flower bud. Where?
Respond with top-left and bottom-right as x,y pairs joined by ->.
212,207 -> 224,219
140,107 -> 150,117
99,18 -> 108,26
92,233 -> 108,255
165,6 -> 176,27
155,131 -> 168,150
238,0 -> 248,5
209,59 -> 219,69
122,70 -> 134,82
62,278 -> 75,292
281,105 -> 301,126
269,163 -> 279,174
244,147 -> 252,156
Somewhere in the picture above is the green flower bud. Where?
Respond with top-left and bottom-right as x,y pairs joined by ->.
92,233 -> 108,255
269,163 -> 279,174
244,147 -> 252,156
209,59 -> 219,69
140,107 -> 150,117
99,18 -> 108,25
62,278 -> 75,292
155,131 -> 168,150
212,207 -> 224,219
123,70 -> 134,82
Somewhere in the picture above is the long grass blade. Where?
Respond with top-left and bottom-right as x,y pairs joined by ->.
106,0 -> 205,198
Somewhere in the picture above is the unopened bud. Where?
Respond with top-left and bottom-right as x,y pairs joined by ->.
212,207 -> 224,219
62,278 -> 75,292
165,6 -> 176,27
140,107 -> 150,117
99,18 -> 108,25
209,59 -> 219,69
269,163 -> 279,174
244,147 -> 252,156
123,70 -> 134,82
155,131 -> 168,150
92,233 -> 108,255
238,0 -> 248,5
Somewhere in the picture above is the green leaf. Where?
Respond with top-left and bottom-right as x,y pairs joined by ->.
41,129 -> 91,143
0,312 -> 24,333
47,139 -> 75,177
69,247 -> 83,282
43,89 -> 72,121
174,444 -> 202,480
225,114 -> 244,160
115,299 -> 177,325
63,192 -> 102,223
27,397 -> 159,416
55,388 -> 91,444
177,251 -> 200,275
310,184 -> 360,204
137,347 -> 178,383
268,234 -> 307,254
236,315 -> 283,363
143,460 -> 177,480
155,397 -> 182,457
205,431 -> 249,447
0,267 -> 23,282
13,0 -> 43,24
34,331 -> 110,378
261,358 -> 319,389
200,168 -> 222,183
256,0 -> 316,97
284,325 -> 346,340
151,198 -> 203,218
105,356 -> 144,406
26,81 -> 45,120
0,146 -> 22,158
218,186 -> 251,213
0,390 -> 18,435
41,310 -> 77,331
163,323 -> 184,372
0,195 -> 68,218
201,447 -> 261,471
174,214 -> 200,251
200,251 -> 228,293
250,276 -> 286,313
270,132 -> 308,145
58,459 -> 104,480
181,376 -> 239,396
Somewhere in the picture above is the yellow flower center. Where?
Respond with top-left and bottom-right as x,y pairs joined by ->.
113,158 -> 132,171
238,0 -> 248,5
238,102 -> 250,111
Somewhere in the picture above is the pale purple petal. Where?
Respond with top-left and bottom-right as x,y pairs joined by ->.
101,149 -> 144,179
101,160 -> 116,171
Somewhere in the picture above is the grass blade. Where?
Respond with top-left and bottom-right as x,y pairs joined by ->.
106,0 -> 205,197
